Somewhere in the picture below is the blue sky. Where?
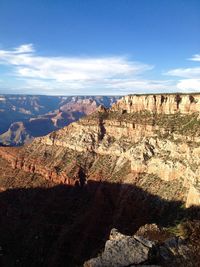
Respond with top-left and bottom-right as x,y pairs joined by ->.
0,0 -> 200,95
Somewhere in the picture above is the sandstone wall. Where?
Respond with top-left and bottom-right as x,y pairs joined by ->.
112,94 -> 200,114
1,94 -> 200,207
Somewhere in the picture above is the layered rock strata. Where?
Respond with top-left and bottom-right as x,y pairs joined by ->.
0,94 -> 200,207
112,93 -> 200,114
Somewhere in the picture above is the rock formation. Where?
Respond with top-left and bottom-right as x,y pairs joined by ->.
112,93 -> 200,114
0,95 -> 119,145
84,228 -> 156,267
0,93 -> 200,266
84,223 -> 200,267
1,93 -> 199,206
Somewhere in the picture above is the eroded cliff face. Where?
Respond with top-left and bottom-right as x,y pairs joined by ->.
0,95 -> 119,146
0,94 -> 200,208
112,93 -> 200,114
1,94 -> 200,267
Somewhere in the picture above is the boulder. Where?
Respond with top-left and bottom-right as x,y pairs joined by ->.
84,228 -> 156,267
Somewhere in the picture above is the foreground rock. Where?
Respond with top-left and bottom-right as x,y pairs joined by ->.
84,223 -> 200,267
84,228 -> 156,267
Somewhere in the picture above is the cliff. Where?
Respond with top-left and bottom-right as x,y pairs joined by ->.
0,95 -> 119,145
0,93 -> 200,266
1,93 -> 200,208
112,93 -> 200,114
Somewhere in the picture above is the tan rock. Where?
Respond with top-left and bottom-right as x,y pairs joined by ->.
186,185 -> 200,207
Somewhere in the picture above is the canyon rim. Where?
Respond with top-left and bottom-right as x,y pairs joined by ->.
0,93 -> 200,266
1,0 -> 200,266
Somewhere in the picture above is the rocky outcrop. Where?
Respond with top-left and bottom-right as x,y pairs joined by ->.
84,224 -> 200,267
186,185 -> 200,208
84,228 -> 156,267
112,94 -> 200,114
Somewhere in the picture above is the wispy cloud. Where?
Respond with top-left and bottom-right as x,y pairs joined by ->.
0,43 -> 152,81
176,79 -> 200,91
166,67 -> 200,79
189,54 -> 200,62
0,43 -> 173,95
105,79 -> 175,92
165,53 -> 200,91
0,44 -> 199,94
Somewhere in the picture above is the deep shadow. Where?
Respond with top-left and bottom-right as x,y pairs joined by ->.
0,181 -> 200,267
98,119 -> 106,140
78,168 -> 86,187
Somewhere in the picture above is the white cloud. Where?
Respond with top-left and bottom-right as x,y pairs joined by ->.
14,44 -> 35,53
0,44 -> 34,58
106,78 -> 173,90
1,44 -> 199,94
165,53 -> 200,91
177,79 -> 200,91
19,77 -> 175,95
166,67 -> 200,79
189,54 -> 200,62
0,44 -> 153,82
0,43 -> 172,95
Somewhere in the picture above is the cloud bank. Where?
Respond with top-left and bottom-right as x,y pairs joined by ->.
189,54 -> 200,62
0,44 -> 199,95
165,55 -> 200,92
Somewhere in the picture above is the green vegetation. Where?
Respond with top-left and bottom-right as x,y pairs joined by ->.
137,173 -> 186,202
88,154 -> 131,183
110,160 -> 131,182
85,110 -> 200,138
167,220 -> 200,243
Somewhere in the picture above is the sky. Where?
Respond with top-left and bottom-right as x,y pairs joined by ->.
0,0 -> 200,95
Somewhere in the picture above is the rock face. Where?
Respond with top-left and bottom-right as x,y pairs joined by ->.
112,93 -> 200,114
0,93 -> 200,267
84,224 -> 200,267
84,228 -> 155,267
0,95 -> 119,145
0,93 -> 200,206
186,185 -> 200,208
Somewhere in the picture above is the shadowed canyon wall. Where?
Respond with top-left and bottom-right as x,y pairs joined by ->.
0,93 -> 200,266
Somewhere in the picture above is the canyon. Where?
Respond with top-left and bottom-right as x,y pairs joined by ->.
0,95 -> 119,146
0,93 -> 200,266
